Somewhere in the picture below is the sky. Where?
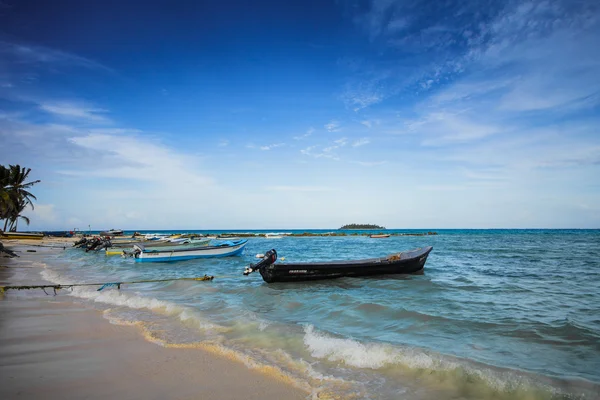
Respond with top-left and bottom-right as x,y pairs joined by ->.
0,0 -> 599,230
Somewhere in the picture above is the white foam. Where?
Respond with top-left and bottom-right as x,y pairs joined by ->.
303,324 -> 442,370
302,325 -> 552,394
40,267 -> 220,332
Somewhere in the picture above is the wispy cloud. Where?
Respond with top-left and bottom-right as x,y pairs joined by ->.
352,138 -> 370,147
39,102 -> 111,123
259,143 -> 284,151
354,160 -> 386,167
342,0 -> 600,112
66,133 -> 213,186
0,41 -> 113,72
27,204 -> 58,223
293,127 -> 315,140
266,185 -> 336,192
218,139 -> 230,147
300,145 -> 340,161
324,120 -> 341,132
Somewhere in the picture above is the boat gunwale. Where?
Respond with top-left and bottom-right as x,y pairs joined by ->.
134,239 -> 248,254
270,246 -> 432,269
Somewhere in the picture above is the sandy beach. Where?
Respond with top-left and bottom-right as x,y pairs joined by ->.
0,239 -> 308,400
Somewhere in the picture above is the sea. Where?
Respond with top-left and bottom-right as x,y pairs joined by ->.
36,229 -> 600,399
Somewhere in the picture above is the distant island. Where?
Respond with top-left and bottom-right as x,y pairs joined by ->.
339,223 -> 386,230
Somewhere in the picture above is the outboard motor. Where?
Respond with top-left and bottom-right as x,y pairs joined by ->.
94,238 -> 112,251
244,249 -> 277,275
73,237 -> 88,247
85,237 -> 102,252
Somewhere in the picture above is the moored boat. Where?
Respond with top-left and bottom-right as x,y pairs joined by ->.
99,229 -> 124,236
106,238 -> 211,256
0,231 -> 44,240
244,246 -> 433,283
133,239 -> 248,262
265,234 -> 283,239
370,234 -> 390,238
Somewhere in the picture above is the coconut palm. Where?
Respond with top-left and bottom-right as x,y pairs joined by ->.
0,165 -> 11,227
0,164 -> 40,232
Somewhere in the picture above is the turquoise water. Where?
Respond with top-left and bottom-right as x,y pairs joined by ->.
41,230 -> 600,399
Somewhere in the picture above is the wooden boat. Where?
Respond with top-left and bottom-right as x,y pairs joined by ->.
370,234 -> 390,238
133,239 -> 248,262
0,231 -> 44,240
244,246 -> 433,283
106,238 -> 211,256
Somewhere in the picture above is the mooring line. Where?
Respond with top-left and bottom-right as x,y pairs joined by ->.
0,275 -> 215,296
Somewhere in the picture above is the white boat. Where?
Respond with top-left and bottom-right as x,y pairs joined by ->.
106,238 -> 211,256
99,229 -> 124,236
133,239 -> 247,262
265,233 -> 284,239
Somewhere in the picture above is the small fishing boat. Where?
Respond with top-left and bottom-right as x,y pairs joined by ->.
99,229 -> 124,236
0,231 -> 44,240
265,233 -> 284,239
244,246 -> 433,283
370,234 -> 390,238
133,239 -> 248,262
106,238 -> 212,256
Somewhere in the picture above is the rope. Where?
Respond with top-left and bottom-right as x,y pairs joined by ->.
1,243 -> 69,249
0,275 -> 215,296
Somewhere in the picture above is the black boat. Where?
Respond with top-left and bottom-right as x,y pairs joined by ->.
244,246 -> 433,283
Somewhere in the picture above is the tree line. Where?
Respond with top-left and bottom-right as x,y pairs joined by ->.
0,165 -> 40,232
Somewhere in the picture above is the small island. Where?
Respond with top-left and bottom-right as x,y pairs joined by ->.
339,223 -> 386,230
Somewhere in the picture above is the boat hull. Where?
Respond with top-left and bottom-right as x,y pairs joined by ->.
134,240 -> 247,262
258,246 -> 432,283
1,232 -> 44,240
106,239 -> 211,255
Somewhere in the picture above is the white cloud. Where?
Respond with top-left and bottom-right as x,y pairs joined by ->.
324,120 -> 341,132
66,133 -> 214,187
25,204 -> 58,224
40,102 -> 111,123
0,41 -> 113,72
360,120 -> 372,128
259,143 -> 284,151
352,138 -> 370,147
342,86 -> 384,111
219,139 -> 230,147
293,127 -> 315,140
266,186 -> 336,192
300,145 -> 340,161
354,161 -> 386,167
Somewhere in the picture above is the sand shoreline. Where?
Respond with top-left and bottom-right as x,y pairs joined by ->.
0,240 -> 308,400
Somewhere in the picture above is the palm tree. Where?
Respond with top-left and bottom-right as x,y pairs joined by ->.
0,164 -> 40,232
0,165 -> 11,228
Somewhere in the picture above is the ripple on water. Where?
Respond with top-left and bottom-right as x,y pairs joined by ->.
40,230 -> 600,399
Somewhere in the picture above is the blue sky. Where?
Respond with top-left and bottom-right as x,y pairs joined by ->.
0,0 -> 599,230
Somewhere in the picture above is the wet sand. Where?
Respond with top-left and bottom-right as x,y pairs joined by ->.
0,240 -> 308,400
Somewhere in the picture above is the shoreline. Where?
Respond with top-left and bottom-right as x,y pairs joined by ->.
0,241 -> 309,400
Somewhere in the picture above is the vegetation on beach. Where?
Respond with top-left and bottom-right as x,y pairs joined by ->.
339,223 -> 386,230
0,164 -> 40,232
